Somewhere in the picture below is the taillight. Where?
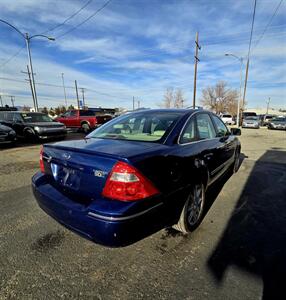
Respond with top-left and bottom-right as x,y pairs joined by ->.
102,161 -> 159,201
39,146 -> 45,173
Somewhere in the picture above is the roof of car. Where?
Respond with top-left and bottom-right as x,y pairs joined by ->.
128,108 -> 204,115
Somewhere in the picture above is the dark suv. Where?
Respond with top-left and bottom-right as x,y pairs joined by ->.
0,111 -> 67,140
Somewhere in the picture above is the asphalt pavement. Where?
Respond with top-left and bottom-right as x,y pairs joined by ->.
0,128 -> 285,299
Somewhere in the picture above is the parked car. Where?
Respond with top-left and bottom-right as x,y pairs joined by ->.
0,124 -> 16,144
268,116 -> 286,130
220,114 -> 235,125
55,110 -> 112,133
0,111 -> 67,140
262,114 -> 276,126
242,116 -> 260,129
32,109 -> 241,247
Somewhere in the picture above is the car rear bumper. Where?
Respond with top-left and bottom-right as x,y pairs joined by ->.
32,172 -> 165,247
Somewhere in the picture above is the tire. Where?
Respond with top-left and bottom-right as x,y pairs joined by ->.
173,183 -> 205,234
81,122 -> 90,133
24,128 -> 36,141
233,149 -> 240,173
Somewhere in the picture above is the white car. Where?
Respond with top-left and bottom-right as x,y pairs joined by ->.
220,114 -> 235,125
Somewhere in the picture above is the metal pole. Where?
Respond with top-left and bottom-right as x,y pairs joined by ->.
26,65 -> 36,110
0,95 -> 3,107
10,96 -> 15,107
75,80 -> 80,109
61,73 -> 67,108
132,96 -> 135,110
81,88 -> 86,108
25,33 -> 38,112
266,97 -> 270,114
138,100 -> 140,109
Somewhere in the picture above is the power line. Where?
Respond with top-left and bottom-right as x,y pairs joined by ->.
247,0 -> 257,57
0,76 -> 132,100
252,0 -> 284,52
56,0 -> 113,39
0,46 -> 25,68
41,0 -> 93,35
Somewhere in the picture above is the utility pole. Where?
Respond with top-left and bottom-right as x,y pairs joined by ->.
132,96 -> 135,110
21,65 -> 36,110
61,73 -> 67,108
242,58 -> 249,110
193,32 -> 201,109
266,97 -> 271,114
10,96 -> 15,107
138,100 -> 140,109
81,88 -> 86,108
25,33 -> 39,112
75,80 -> 80,109
0,95 -> 3,107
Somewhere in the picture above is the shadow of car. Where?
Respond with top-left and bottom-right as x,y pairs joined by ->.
207,150 -> 286,299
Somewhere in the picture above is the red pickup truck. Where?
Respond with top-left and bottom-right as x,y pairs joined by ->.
56,110 -> 112,132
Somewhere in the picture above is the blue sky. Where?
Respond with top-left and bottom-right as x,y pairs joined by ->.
0,0 -> 285,110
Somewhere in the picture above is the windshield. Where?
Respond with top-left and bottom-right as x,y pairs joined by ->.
21,113 -> 53,123
87,111 -> 182,142
222,114 -> 232,118
245,116 -> 259,121
272,117 -> 286,122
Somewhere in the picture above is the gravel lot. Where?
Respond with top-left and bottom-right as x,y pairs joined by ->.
0,128 -> 285,299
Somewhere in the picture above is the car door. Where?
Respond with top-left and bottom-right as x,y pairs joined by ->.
211,114 -> 237,174
175,113 -> 219,186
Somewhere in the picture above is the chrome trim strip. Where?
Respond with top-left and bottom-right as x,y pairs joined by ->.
87,202 -> 163,221
210,155 -> 235,176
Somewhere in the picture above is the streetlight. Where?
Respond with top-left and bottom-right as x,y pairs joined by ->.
225,53 -> 243,127
0,19 -> 55,111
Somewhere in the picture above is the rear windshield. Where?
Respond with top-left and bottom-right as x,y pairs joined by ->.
79,110 -> 96,116
243,112 -> 257,117
272,117 -> 286,122
21,113 -> 53,123
87,111 -> 182,142
245,116 -> 259,120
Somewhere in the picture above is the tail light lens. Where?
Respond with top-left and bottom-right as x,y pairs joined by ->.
39,146 -> 45,173
102,161 -> 159,201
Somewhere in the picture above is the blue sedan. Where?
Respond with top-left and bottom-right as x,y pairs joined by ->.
32,109 -> 241,247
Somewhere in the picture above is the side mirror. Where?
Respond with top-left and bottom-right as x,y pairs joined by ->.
231,128 -> 241,136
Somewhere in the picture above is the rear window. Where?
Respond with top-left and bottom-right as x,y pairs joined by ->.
79,110 -> 95,116
87,111 -> 182,142
243,112 -> 257,117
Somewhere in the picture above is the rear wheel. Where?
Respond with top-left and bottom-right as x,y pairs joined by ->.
173,183 -> 205,234
81,123 -> 90,133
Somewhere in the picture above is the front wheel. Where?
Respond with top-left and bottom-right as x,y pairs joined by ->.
233,150 -> 240,173
81,123 -> 90,133
173,183 -> 205,234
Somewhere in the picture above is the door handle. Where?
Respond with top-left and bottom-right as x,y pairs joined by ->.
204,153 -> 213,160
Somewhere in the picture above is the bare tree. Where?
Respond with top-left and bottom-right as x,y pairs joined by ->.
159,88 -> 174,108
200,81 -> 239,115
174,89 -> 185,108
159,88 -> 186,108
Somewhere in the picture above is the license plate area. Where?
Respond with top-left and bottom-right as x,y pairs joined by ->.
51,163 -> 81,190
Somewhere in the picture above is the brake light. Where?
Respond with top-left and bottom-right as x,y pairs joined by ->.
102,161 -> 159,201
39,146 -> 45,173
